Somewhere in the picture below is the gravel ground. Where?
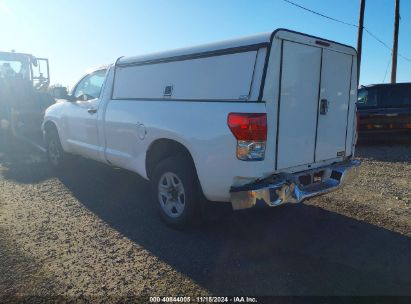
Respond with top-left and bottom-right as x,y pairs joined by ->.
0,136 -> 410,301
309,143 -> 411,237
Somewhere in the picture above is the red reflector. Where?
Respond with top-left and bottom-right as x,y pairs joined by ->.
227,113 -> 267,140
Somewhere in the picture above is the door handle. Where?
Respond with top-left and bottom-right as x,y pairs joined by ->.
320,99 -> 329,115
88,108 -> 97,115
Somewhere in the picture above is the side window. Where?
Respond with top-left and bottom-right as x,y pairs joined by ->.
73,69 -> 107,99
357,88 -> 377,107
357,90 -> 368,105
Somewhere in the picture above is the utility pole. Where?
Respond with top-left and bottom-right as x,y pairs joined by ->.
391,0 -> 400,83
356,0 -> 366,85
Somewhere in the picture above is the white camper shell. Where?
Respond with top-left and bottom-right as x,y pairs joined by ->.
44,29 -> 360,225
113,29 -> 358,171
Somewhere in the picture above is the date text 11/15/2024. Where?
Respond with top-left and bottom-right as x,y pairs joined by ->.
149,296 -> 258,303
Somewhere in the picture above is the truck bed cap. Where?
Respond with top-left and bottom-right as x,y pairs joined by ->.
117,32 -> 271,67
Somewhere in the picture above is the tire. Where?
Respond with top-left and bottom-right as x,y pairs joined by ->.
151,156 -> 201,228
45,128 -> 67,169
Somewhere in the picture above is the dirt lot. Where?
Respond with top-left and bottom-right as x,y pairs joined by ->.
0,136 -> 410,301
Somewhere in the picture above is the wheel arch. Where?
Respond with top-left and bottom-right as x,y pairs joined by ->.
43,120 -> 58,134
43,119 -> 61,142
145,138 -> 198,182
42,119 -> 69,152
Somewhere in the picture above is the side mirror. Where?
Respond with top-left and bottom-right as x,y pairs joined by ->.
51,86 -> 69,99
76,93 -> 95,101
31,56 -> 38,67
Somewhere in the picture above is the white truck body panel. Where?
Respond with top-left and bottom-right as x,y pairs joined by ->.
277,41 -> 322,169
103,98 -> 268,201
65,98 -> 101,159
113,51 -> 257,101
276,41 -> 355,169
43,29 -> 358,203
316,49 -> 354,161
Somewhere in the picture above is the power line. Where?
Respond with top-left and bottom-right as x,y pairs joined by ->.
383,56 -> 391,83
282,0 -> 357,27
364,27 -> 411,63
398,54 -> 411,62
363,28 -> 391,51
282,0 -> 411,62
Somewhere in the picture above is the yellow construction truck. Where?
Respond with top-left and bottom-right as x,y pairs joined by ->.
0,51 -> 54,142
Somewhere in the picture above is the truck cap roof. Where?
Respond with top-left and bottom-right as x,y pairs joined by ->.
116,29 -> 356,68
117,32 -> 271,67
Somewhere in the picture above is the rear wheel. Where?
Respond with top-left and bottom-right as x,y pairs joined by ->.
46,128 -> 67,169
151,156 -> 201,228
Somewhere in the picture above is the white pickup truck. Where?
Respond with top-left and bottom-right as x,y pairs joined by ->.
43,29 -> 360,227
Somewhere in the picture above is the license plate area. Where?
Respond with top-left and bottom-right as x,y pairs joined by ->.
298,170 -> 325,187
313,171 -> 324,183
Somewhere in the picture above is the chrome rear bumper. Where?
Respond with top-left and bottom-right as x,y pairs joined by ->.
230,159 -> 360,210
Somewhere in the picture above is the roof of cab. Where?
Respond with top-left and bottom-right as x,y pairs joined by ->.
117,32 -> 272,67
360,82 -> 411,89
0,51 -> 33,60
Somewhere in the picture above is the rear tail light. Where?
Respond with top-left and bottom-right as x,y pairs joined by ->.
227,113 -> 267,140
227,113 -> 267,161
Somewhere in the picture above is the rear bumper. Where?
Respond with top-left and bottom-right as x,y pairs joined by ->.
230,159 -> 360,210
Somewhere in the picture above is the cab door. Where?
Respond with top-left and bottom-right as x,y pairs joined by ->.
65,69 -> 107,160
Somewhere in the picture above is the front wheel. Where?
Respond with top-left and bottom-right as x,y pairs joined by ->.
151,156 -> 201,228
45,128 -> 67,169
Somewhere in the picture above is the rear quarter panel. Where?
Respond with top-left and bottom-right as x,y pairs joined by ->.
103,100 -> 274,202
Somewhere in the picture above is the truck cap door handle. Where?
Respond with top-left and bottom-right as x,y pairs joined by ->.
88,108 -> 97,114
320,99 -> 329,115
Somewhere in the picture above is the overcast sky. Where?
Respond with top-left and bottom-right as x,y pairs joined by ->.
1,0 -> 410,87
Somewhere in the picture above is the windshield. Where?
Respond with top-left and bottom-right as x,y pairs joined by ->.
0,54 -> 30,80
